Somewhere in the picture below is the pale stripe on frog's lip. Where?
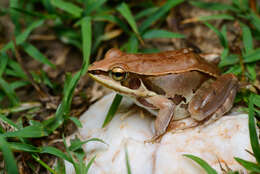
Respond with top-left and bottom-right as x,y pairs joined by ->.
88,73 -> 156,98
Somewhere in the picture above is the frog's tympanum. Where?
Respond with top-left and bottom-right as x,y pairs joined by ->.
88,48 -> 238,139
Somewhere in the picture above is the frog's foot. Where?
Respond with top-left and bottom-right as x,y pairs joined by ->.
198,85 -> 237,130
189,73 -> 238,124
167,117 -> 200,132
146,118 -> 199,143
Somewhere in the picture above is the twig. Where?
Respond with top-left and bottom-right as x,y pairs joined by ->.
245,149 -> 255,157
12,36 -> 51,100
250,0 -> 257,15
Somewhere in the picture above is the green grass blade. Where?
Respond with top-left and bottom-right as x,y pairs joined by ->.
43,17 -> 91,133
0,114 -> 19,129
11,80 -> 29,90
253,94 -> 260,107
241,0 -> 249,11
234,157 -> 260,172
117,3 -> 140,36
0,126 -> 4,133
10,0 -> 20,34
43,0 -> 54,13
85,156 -> 96,173
54,158 -> 66,174
232,0 -> 241,8
183,154 -> 218,174
123,35 -> 139,53
224,64 -> 242,75
0,7 -> 8,16
249,94 -> 260,163
247,64 -> 256,81
232,0 -> 249,11
92,15 -> 130,34
22,43 -> 55,68
81,16 -> 92,74
51,0 -> 83,18
63,74 -> 78,105
219,54 -> 238,67
199,14 -> 234,21
135,7 -> 158,20
0,78 -> 19,106
85,0 -> 107,15
143,29 -> 185,39
244,48 -> 260,63
41,70 -> 54,89
1,19 -> 45,52
241,23 -> 253,53
32,154 -> 58,174
211,25 -> 230,67
41,146 -> 72,163
204,22 -> 228,48
0,102 -> 39,116
102,94 -> 123,127
139,0 -> 184,32
189,0 -> 238,11
0,52 -> 9,77
43,99 -> 66,132
69,117 -> 82,128
250,11 -> 260,32
9,142 -> 40,152
11,7 -> 56,19
69,138 -> 106,152
62,135 -> 75,167
0,136 -> 19,174
56,29 -> 82,49
7,59 -> 27,80
5,69 -> 26,79
125,147 -> 132,174
3,125 -> 48,138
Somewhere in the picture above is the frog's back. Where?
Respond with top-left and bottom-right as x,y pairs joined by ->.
89,48 -> 220,77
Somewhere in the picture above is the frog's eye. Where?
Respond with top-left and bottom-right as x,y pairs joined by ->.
110,67 -> 127,81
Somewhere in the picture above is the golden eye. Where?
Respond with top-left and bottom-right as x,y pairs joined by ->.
110,67 -> 127,81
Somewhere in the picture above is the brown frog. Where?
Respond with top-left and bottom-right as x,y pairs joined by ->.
88,48 -> 238,139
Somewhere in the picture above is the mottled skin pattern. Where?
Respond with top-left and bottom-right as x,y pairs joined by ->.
88,48 -> 238,140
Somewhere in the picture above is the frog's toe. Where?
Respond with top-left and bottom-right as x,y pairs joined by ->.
144,134 -> 163,143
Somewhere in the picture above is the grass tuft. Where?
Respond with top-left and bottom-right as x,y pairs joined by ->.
183,154 -> 218,174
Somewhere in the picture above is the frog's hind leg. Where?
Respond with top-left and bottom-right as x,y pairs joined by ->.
168,84 -> 236,132
202,86 -> 237,127
188,74 -> 238,123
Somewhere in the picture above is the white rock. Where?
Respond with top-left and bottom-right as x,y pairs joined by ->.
66,93 -> 255,174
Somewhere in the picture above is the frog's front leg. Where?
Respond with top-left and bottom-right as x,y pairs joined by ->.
145,95 -> 175,137
188,74 -> 238,122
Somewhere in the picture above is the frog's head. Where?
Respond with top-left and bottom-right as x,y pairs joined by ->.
88,49 -> 156,97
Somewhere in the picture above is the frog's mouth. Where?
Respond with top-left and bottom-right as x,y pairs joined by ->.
88,72 -> 156,97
